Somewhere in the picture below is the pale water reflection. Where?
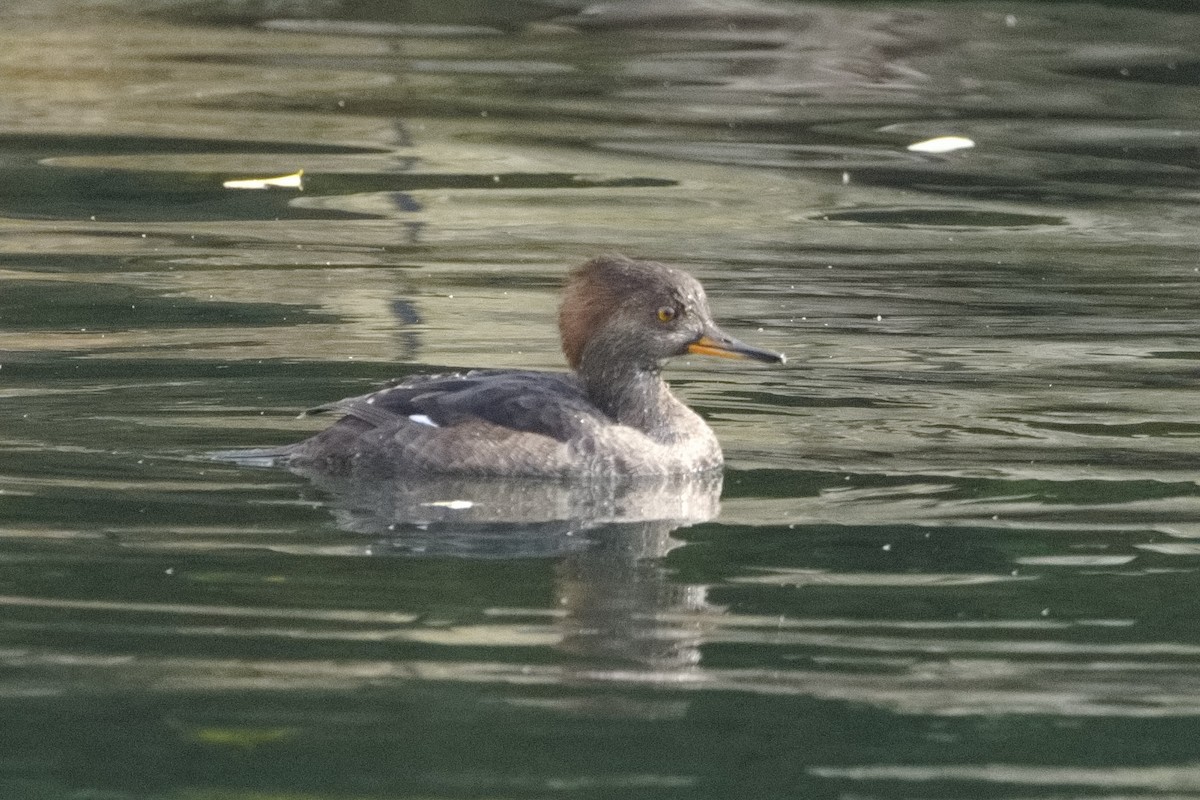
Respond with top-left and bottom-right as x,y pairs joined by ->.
2,1 -> 1200,798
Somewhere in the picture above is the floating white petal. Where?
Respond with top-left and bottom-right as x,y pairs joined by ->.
906,136 -> 975,154
421,500 -> 475,510
222,169 -> 305,190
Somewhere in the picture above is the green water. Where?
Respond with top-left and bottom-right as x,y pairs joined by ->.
2,1 -> 1200,798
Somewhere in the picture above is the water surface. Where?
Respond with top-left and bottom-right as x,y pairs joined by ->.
2,1 -> 1200,798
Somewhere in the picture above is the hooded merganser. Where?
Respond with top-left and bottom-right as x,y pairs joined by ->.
245,255 -> 784,477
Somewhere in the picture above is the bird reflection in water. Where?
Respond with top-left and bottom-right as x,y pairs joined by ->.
300,467 -> 724,675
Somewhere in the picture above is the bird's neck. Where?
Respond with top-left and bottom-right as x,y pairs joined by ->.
577,349 -> 683,441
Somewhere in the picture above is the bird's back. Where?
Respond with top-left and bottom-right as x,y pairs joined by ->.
285,369 -> 622,477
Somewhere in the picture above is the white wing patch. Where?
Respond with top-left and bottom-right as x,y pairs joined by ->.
408,414 -> 439,428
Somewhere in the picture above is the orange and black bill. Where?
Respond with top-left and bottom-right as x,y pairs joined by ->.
687,330 -> 785,364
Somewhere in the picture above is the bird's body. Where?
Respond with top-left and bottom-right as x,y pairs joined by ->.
225,255 -> 783,477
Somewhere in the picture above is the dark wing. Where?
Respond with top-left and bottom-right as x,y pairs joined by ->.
305,369 -> 609,443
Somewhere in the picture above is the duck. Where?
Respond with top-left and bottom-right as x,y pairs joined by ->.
239,255 -> 784,477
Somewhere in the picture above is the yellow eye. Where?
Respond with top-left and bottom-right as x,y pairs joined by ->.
657,306 -> 676,323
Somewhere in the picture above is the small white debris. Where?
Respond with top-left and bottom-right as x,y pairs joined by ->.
422,499 -> 474,510
223,170 -> 304,190
409,414 -> 439,427
841,171 -> 851,185
1005,14 -> 1017,27
907,136 -> 975,154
